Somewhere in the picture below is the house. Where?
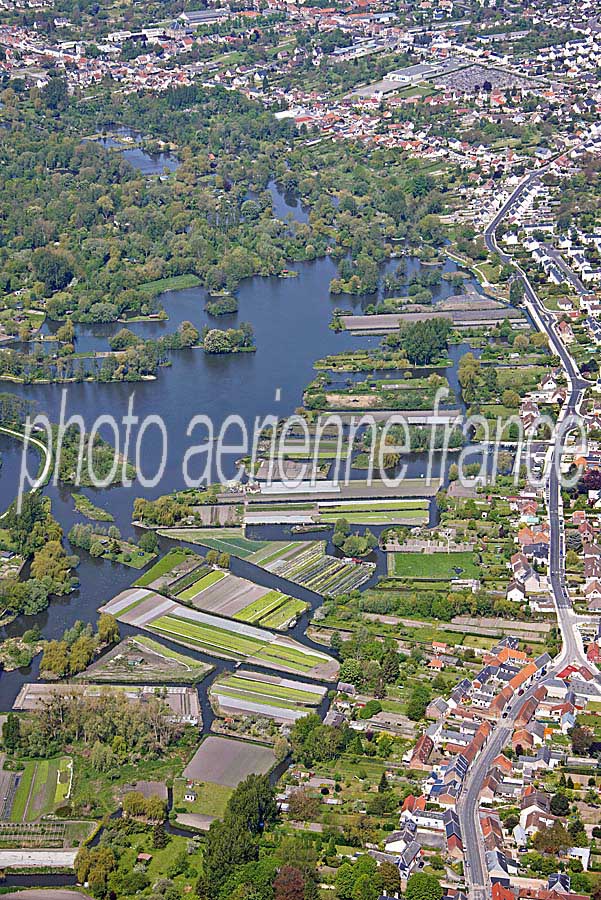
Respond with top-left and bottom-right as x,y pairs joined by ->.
184,791 -> 197,803
396,840 -> 423,879
558,320 -> 575,343
507,581 -> 526,603
409,734 -> 434,770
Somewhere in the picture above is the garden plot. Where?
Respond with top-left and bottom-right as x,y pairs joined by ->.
179,570 -> 309,630
76,636 -> 213,684
9,757 -> 72,822
249,541 -> 374,594
211,670 -> 326,724
99,590 -> 338,679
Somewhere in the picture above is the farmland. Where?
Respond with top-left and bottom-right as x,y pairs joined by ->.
99,589 -> 338,679
134,548 -> 191,588
156,531 -> 373,594
9,757 -> 72,823
210,670 -> 326,723
249,540 -> 374,594
157,527 -> 268,559
163,567 -> 310,631
182,735 -> 276,786
316,499 -> 430,526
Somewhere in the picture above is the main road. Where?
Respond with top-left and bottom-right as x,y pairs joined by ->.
458,159 -> 596,899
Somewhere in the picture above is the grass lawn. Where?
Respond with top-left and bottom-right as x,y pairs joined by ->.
111,547 -> 156,569
137,274 -> 201,294
173,778 -> 232,818
134,549 -> 188,587
388,550 -> 479,579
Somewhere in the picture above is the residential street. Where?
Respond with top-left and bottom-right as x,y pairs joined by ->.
458,162 -> 601,899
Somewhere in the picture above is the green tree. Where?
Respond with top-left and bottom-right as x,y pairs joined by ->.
406,872 -> 443,900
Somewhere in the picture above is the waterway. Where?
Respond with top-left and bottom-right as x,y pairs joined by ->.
0,178 -> 486,737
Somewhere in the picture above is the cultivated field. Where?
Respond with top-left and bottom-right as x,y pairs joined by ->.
9,757 -> 72,823
211,670 -> 326,723
249,540 -> 374,594
176,569 -> 309,630
157,528 -> 268,559
182,735 -> 276,786
99,590 -> 338,680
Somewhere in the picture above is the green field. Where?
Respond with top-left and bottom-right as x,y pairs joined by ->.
10,757 -> 71,822
158,528 -> 268,559
138,274 -> 201,294
216,674 -> 321,706
134,549 -> 188,586
235,590 -> 308,629
388,550 -> 479,579
10,763 -> 35,822
178,570 -> 225,600
173,779 -> 232,819
149,613 -> 322,674
319,509 -> 428,525
260,598 -> 308,630
111,546 -> 156,569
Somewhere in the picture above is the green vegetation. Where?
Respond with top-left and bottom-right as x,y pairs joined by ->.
159,528 -> 268,558
149,613 -> 322,673
137,274 -> 201,295
73,493 -> 115,522
134,549 -> 188,587
388,550 -> 479,579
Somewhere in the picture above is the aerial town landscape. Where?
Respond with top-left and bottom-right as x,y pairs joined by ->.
1,0 -> 601,899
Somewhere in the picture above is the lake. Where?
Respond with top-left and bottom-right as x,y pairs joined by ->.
0,229 -> 483,710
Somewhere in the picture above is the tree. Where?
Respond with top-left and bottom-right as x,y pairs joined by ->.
352,874 -> 379,900
218,552 -> 230,569
378,772 -> 390,793
287,789 -> 320,822
532,820 -> 571,854
336,863 -> 356,900
510,278 -> 524,306
379,861 -> 400,895
97,613 -> 119,645
550,793 -> 570,816
405,872 -> 443,900
407,683 -> 430,721
139,531 -> 159,554
122,790 -> 147,818
225,774 -> 277,835
338,659 -> 364,688
570,725 -> 593,756
381,649 -> 399,684
274,866 -> 305,900
153,823 -> 169,849
2,712 -> 20,751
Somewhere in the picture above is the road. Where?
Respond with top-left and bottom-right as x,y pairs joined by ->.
458,161 -> 597,899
